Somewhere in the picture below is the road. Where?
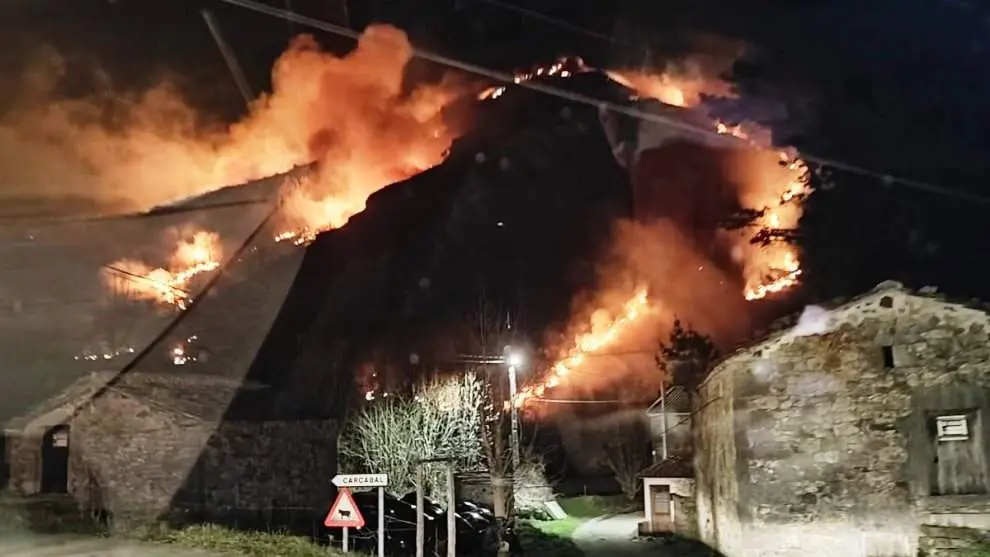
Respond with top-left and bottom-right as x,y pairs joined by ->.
0,535 -> 221,557
571,514 -> 723,557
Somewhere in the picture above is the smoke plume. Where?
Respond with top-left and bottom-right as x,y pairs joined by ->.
0,25 -> 470,215
606,34 -> 747,108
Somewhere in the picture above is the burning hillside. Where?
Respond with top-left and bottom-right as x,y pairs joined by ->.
61,25 -> 474,307
511,64 -> 813,407
4,19 -> 812,410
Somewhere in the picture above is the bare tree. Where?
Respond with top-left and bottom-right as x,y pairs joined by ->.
460,286 -> 520,519
339,374 -> 487,504
600,419 -> 650,503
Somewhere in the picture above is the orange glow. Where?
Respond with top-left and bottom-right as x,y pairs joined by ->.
514,286 -> 652,407
4,25 -> 468,225
718,136 -> 811,300
608,61 -> 811,302
478,57 -> 588,101
106,230 -> 222,309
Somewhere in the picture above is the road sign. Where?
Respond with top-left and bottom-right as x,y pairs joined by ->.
332,473 -> 388,488
325,489 -> 365,529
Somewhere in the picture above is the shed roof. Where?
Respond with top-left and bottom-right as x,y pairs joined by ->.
640,455 -> 693,479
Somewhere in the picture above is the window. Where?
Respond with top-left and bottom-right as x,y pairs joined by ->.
928,411 -> 987,495
882,346 -> 894,369
936,415 -> 970,442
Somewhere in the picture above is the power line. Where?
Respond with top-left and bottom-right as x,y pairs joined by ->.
468,0 -> 645,53
0,197 -> 271,228
62,197 -> 282,424
217,0 -> 990,205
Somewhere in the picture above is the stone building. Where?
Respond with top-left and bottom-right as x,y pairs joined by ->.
641,386 -> 696,535
693,281 -> 990,557
4,371 -> 336,521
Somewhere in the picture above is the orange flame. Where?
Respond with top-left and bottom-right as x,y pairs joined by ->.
514,286 -> 652,407
715,119 -> 812,300
478,57 -> 588,101
106,230 -> 222,309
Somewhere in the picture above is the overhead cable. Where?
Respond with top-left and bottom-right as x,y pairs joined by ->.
62,197 -> 282,423
217,0 -> 990,205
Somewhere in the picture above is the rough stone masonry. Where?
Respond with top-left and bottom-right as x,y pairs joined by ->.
693,281 -> 990,557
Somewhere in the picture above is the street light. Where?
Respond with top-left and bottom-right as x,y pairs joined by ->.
505,349 -> 524,470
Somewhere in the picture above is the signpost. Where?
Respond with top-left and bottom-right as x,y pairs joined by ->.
325,488 -> 364,552
328,474 -> 388,556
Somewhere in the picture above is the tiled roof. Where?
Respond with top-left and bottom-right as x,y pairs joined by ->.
640,455 -> 694,479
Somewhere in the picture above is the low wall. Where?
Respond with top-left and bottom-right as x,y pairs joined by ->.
919,525 -> 990,557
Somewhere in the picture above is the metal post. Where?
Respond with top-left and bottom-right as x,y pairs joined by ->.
446,464 -> 456,557
377,486 -> 385,557
508,365 -> 521,470
660,384 -> 668,461
415,467 -> 424,557
342,526 -> 349,552
200,10 -> 255,107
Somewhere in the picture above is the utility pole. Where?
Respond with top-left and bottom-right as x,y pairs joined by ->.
415,467 -> 424,557
660,382 -> 668,461
446,465 -> 456,557
414,458 -> 458,557
507,363 -> 521,470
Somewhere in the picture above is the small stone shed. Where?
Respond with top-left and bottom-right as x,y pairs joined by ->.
693,281 -> 990,557
640,455 -> 696,536
641,386 -> 695,535
4,370 -> 336,520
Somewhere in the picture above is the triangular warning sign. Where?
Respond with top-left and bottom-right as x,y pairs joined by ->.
324,488 -> 365,528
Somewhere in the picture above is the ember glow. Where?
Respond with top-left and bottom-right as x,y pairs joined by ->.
715,120 -> 812,300
478,57 -> 589,101
265,28 -> 466,244
106,231 -> 222,309
514,286 -> 653,407
3,25 -> 467,218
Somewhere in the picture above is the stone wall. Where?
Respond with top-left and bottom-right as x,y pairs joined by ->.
695,286 -> 990,557
8,390 -> 336,520
693,370 -> 743,552
193,420 -> 337,511
919,524 -> 990,556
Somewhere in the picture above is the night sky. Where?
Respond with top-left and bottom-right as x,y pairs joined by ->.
2,0 -> 989,301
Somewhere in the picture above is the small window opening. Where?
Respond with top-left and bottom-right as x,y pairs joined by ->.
935,414 -> 970,442
882,345 -> 894,369
879,295 -> 894,308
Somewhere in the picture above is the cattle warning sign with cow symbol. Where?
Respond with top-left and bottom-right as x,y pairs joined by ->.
324,488 -> 365,529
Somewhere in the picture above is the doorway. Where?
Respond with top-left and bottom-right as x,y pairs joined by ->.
40,425 -> 70,494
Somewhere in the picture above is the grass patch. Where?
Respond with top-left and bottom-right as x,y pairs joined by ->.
139,524 -> 347,557
557,495 -> 635,518
516,520 -> 584,557
524,516 -> 586,538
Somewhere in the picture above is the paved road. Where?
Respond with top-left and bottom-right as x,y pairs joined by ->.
0,535 -> 220,557
572,514 -> 660,557
572,514 -> 723,557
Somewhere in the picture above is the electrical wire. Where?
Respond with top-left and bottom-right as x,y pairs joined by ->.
63,197 -> 282,423
467,0 -> 645,53
0,197 -> 271,228
216,0 -> 990,205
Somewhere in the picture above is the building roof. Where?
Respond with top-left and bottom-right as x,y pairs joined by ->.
646,385 -> 692,414
5,370 -> 272,431
701,280 -> 990,387
640,455 -> 694,479
0,170 -> 306,427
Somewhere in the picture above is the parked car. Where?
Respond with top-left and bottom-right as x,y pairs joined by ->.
323,490 -> 441,556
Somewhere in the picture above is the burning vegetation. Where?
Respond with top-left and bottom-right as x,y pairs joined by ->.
8,22 -> 813,404
103,230 -> 223,309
